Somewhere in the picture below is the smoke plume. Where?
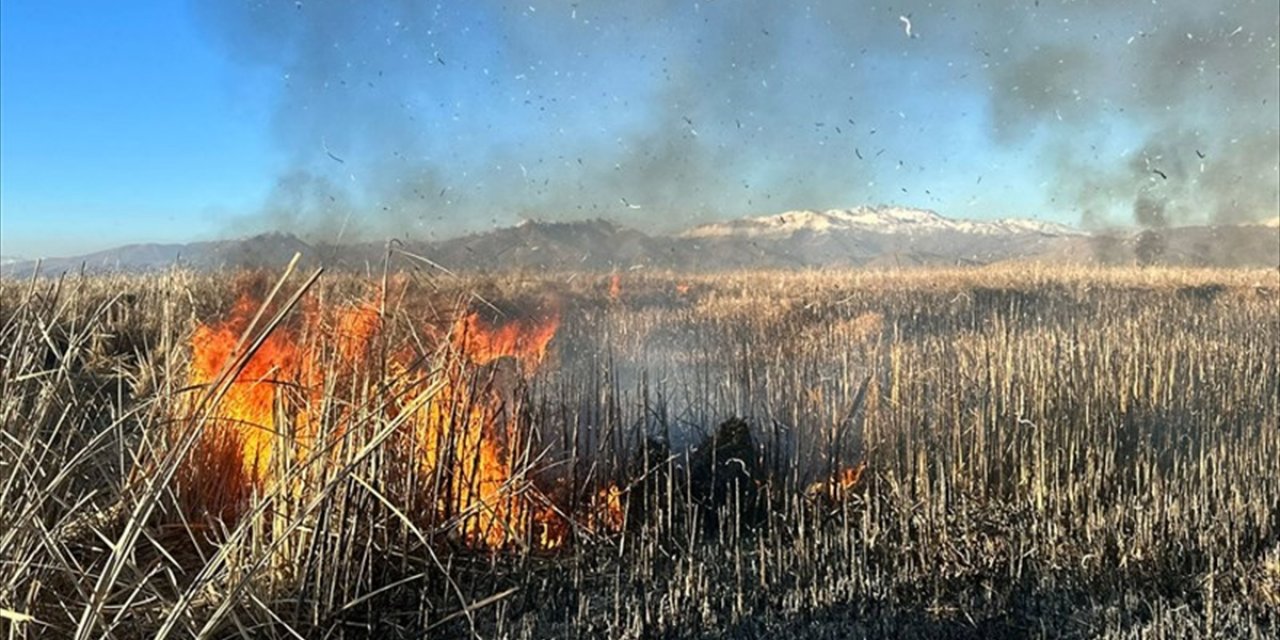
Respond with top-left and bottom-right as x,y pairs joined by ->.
196,1 -> 1279,243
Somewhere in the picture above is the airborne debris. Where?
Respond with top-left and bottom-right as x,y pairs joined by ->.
899,14 -> 914,38
1153,169 -> 1168,180
321,138 -> 344,164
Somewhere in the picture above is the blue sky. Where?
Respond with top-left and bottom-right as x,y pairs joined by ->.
1,1 -> 279,256
2,1 -> 1275,257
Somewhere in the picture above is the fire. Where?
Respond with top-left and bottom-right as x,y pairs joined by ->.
805,460 -> 867,503
181,288 -> 383,520
181,306 -> 274,521
533,483 -> 626,550
181,281 -> 624,550
608,274 -> 622,301
451,311 -> 559,370
595,483 -> 625,532
835,462 -> 866,491
413,307 -> 565,548
186,294 -> 298,489
332,300 -> 381,363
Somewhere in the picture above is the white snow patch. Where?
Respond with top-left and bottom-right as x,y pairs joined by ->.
680,206 -> 1080,239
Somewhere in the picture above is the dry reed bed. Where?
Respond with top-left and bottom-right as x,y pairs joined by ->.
1,266 -> 1277,638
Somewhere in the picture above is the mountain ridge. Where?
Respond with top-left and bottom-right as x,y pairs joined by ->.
5,208 -> 1277,276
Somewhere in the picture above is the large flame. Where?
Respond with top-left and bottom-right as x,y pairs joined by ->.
184,294 -> 298,513
182,292 -> 382,520
412,309 -> 562,548
182,285 -> 624,550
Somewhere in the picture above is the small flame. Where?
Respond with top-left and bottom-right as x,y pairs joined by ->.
805,460 -> 867,503
835,462 -> 865,491
534,483 -> 625,550
608,274 -> 622,301
595,483 -> 625,532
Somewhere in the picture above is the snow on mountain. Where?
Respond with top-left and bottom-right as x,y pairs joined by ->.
680,206 -> 1079,239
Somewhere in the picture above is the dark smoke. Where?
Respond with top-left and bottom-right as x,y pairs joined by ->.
1003,2 -> 1280,234
1133,195 -> 1169,230
195,1 -> 1279,245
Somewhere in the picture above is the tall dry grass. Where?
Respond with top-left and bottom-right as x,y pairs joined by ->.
1,264 -> 1277,638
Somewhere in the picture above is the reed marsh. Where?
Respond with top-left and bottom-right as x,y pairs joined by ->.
2,265 -> 1277,638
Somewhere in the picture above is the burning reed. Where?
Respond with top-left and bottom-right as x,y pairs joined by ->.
173,274 -> 600,552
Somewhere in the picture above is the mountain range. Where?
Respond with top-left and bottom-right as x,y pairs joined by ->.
4,206 -> 1277,276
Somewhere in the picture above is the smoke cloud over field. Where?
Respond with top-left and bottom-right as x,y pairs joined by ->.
196,1 -> 1279,241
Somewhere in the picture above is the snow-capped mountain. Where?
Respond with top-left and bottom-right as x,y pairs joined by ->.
681,206 -> 1080,239
6,206 -> 1275,276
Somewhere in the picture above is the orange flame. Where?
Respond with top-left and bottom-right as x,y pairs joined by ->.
183,285 -> 622,550
452,311 -> 559,370
595,483 -> 625,532
608,274 -> 621,301
805,461 -> 867,503
182,290 -> 385,519
413,308 -> 563,548
533,483 -> 625,550
835,462 -> 866,491
182,293 -> 299,520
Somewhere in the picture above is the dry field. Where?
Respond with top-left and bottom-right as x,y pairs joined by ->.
1,264 -> 1278,638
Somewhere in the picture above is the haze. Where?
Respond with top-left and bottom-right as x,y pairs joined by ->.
2,0 -> 1276,258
